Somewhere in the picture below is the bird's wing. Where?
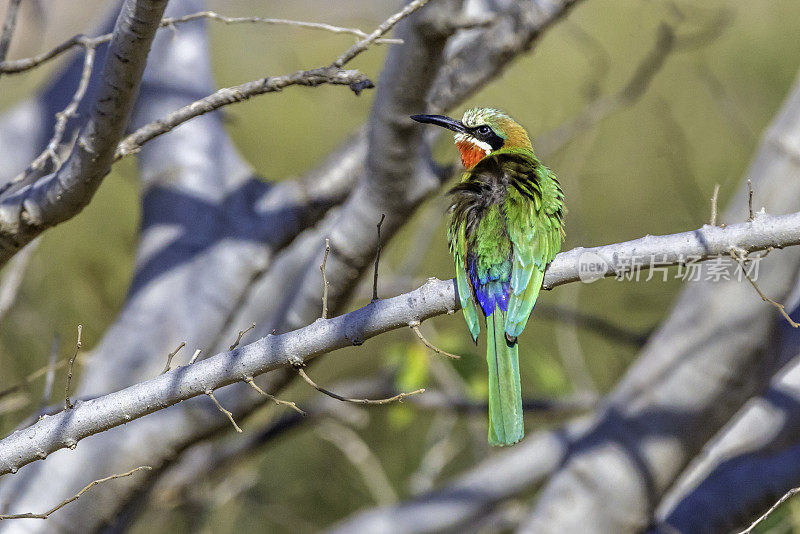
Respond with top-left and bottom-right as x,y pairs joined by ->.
448,216 -> 481,342
504,159 -> 564,338
455,252 -> 481,342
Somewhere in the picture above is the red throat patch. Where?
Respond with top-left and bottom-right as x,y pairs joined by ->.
456,141 -> 487,169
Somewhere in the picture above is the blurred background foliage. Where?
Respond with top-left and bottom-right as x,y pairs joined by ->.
2,0 -> 800,532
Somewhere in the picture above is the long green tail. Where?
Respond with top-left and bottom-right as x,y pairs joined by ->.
486,312 -> 524,446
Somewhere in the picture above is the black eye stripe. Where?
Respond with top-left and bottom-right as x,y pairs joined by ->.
467,124 -> 504,150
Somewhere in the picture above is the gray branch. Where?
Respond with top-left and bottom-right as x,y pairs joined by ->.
0,0 -> 168,265
1,211 -> 799,477
113,67 -> 372,159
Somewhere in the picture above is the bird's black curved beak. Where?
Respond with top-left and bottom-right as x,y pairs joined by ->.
410,114 -> 467,134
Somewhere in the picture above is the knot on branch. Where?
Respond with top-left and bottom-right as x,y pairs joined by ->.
288,355 -> 305,369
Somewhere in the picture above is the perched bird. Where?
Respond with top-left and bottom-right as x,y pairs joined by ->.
411,108 -> 565,446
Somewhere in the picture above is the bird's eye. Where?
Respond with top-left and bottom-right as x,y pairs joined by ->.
476,125 -> 492,136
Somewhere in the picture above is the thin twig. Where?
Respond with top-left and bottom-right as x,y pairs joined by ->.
0,0 -> 23,65
64,325 -> 82,410
710,183 -> 720,226
0,34 -> 103,74
30,46 -> 96,174
160,341 -> 186,375
333,0 -> 430,67
245,377 -> 305,416
320,238 -> 331,319
161,11 -> 402,45
0,48 -> 99,194
730,248 -> 799,328
747,179 -> 755,221
188,349 -> 201,365
115,0 -> 429,160
115,69 -> 371,160
739,487 -> 800,534
0,11 -> 403,75
373,214 -> 386,301
0,466 -> 151,520
296,368 -> 424,405
206,391 -> 242,433
409,321 -> 460,359
229,323 -> 256,351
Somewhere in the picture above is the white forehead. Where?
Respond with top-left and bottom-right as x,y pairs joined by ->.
461,108 -> 507,127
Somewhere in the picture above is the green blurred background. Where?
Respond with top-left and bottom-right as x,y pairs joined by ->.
2,0 -> 800,532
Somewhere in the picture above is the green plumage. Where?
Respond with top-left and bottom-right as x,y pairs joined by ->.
486,311 -> 523,445
411,108 -> 564,446
449,148 -> 564,446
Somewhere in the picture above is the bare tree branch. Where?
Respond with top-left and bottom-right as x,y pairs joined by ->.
738,488 -> 800,534
114,0 -> 433,160
0,0 -> 170,266
333,0 -> 430,67
0,1 -> 387,527
296,367 -> 425,405
409,322 -> 461,359
63,325 -> 82,411
536,11 -> 730,158
160,341 -> 186,375
0,47 -> 98,196
0,10 -> 402,75
0,466 -> 151,520
160,11 -> 403,45
428,0 -> 584,113
114,67 -> 372,160
1,211 -> 799,475
205,391 -> 242,433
